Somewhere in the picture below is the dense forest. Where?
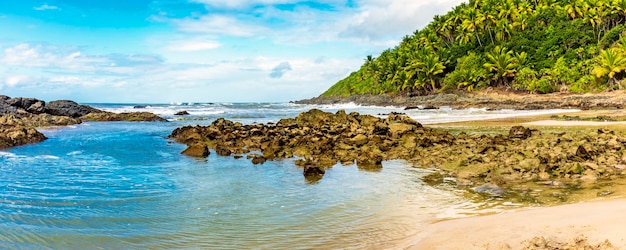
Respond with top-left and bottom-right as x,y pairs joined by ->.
322,0 -> 626,97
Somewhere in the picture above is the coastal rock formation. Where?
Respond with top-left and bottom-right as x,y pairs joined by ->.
171,109 -> 431,175
0,95 -> 167,149
296,90 -> 626,110
171,109 -> 626,195
175,110 -> 190,116
0,125 -> 47,149
46,100 -> 99,118
81,111 -> 168,122
181,143 -> 210,157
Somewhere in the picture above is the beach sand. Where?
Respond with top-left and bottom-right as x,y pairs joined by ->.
407,198 -> 626,249
524,120 -> 626,127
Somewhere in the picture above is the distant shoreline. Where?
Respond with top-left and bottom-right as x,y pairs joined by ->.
297,90 -> 626,111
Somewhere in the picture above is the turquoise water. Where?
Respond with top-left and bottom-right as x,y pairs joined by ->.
0,103 -> 573,249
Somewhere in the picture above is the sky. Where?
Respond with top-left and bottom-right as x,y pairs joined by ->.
0,0 -> 464,103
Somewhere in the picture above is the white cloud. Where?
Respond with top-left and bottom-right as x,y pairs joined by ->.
174,15 -> 268,37
168,40 -> 221,51
34,3 -> 60,11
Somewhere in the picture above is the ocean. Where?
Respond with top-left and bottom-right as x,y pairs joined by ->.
0,103 -> 575,249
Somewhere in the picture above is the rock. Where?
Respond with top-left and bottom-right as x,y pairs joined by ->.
133,105 -> 147,109
248,154 -> 266,164
181,143 -> 210,157
81,112 -> 167,122
6,98 -> 46,114
509,126 -> 532,139
46,100 -> 97,118
215,144 -> 232,156
349,134 -> 369,146
422,104 -> 439,110
175,110 -> 190,116
303,165 -> 325,177
576,145 -> 592,160
473,183 -> 505,197
0,125 -> 47,149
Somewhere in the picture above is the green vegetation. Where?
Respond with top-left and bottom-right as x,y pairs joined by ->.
322,0 -> 626,97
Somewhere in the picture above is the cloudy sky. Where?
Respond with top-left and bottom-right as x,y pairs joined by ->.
0,0 -> 463,103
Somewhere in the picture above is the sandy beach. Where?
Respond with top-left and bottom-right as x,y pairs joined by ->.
407,198 -> 626,249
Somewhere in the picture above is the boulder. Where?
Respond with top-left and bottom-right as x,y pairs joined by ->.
509,126 -> 532,139
175,110 -> 190,116
0,125 -> 47,149
181,143 -> 210,157
46,100 -> 96,118
303,165 -> 325,177
6,98 -> 46,114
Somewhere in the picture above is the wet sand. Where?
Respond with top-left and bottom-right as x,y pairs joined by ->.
407,198 -> 626,249
524,120 -> 626,126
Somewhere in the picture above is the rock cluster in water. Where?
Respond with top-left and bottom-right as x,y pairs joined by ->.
0,95 -> 166,149
171,109 -> 626,188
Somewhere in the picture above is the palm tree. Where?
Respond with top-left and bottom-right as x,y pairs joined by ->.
564,0 -> 585,19
484,46 -> 517,86
592,48 -> 626,89
462,8 -> 485,47
405,53 -> 446,93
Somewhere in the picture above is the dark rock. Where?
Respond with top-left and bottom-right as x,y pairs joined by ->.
46,100 -> 97,118
247,154 -> 266,164
175,110 -> 190,116
473,183 -> 505,197
215,144 -> 232,156
509,126 -> 532,139
181,143 -> 210,158
404,106 -> 420,110
133,105 -> 147,109
81,112 -> 167,122
422,104 -> 439,110
576,145 -> 592,160
303,165 -> 325,177
7,98 -> 46,114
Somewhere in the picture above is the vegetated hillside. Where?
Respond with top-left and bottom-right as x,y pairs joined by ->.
322,0 -> 626,98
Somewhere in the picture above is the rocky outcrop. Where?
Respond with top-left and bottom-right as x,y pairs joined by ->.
171,109 -> 626,199
45,100 -> 100,118
181,143 -> 210,157
171,109 -> 430,176
175,110 -> 190,116
81,112 -> 168,122
0,96 -> 167,149
0,125 -> 47,149
296,90 -> 626,110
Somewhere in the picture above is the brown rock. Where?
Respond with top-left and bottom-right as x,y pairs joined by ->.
181,143 -> 209,157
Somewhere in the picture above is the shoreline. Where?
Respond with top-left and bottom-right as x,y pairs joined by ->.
407,197 -> 626,249
297,90 -> 626,111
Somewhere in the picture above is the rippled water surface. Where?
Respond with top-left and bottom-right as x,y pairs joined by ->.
0,103 -> 573,249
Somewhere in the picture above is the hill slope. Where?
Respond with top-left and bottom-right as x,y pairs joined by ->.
322,0 -> 626,98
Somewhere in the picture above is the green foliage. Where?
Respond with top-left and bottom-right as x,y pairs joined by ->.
322,0 -> 626,97
443,52 -> 487,91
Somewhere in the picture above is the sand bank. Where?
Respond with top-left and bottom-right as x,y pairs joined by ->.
407,198 -> 626,249
524,120 -> 626,127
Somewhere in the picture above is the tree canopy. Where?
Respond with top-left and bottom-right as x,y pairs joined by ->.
322,0 -> 626,97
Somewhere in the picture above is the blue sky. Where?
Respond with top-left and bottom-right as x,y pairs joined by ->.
0,0 -> 464,103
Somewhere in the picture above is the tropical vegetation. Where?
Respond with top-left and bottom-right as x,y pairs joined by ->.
322,0 -> 626,97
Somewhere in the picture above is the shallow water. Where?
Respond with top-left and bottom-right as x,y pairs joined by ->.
0,103 -> 575,249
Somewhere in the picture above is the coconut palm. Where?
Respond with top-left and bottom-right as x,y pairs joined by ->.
592,48 -> 626,89
484,46 -> 517,86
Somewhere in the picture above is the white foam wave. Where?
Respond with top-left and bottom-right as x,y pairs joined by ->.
0,152 -> 18,158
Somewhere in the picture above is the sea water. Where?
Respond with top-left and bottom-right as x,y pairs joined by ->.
0,103 -> 575,249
